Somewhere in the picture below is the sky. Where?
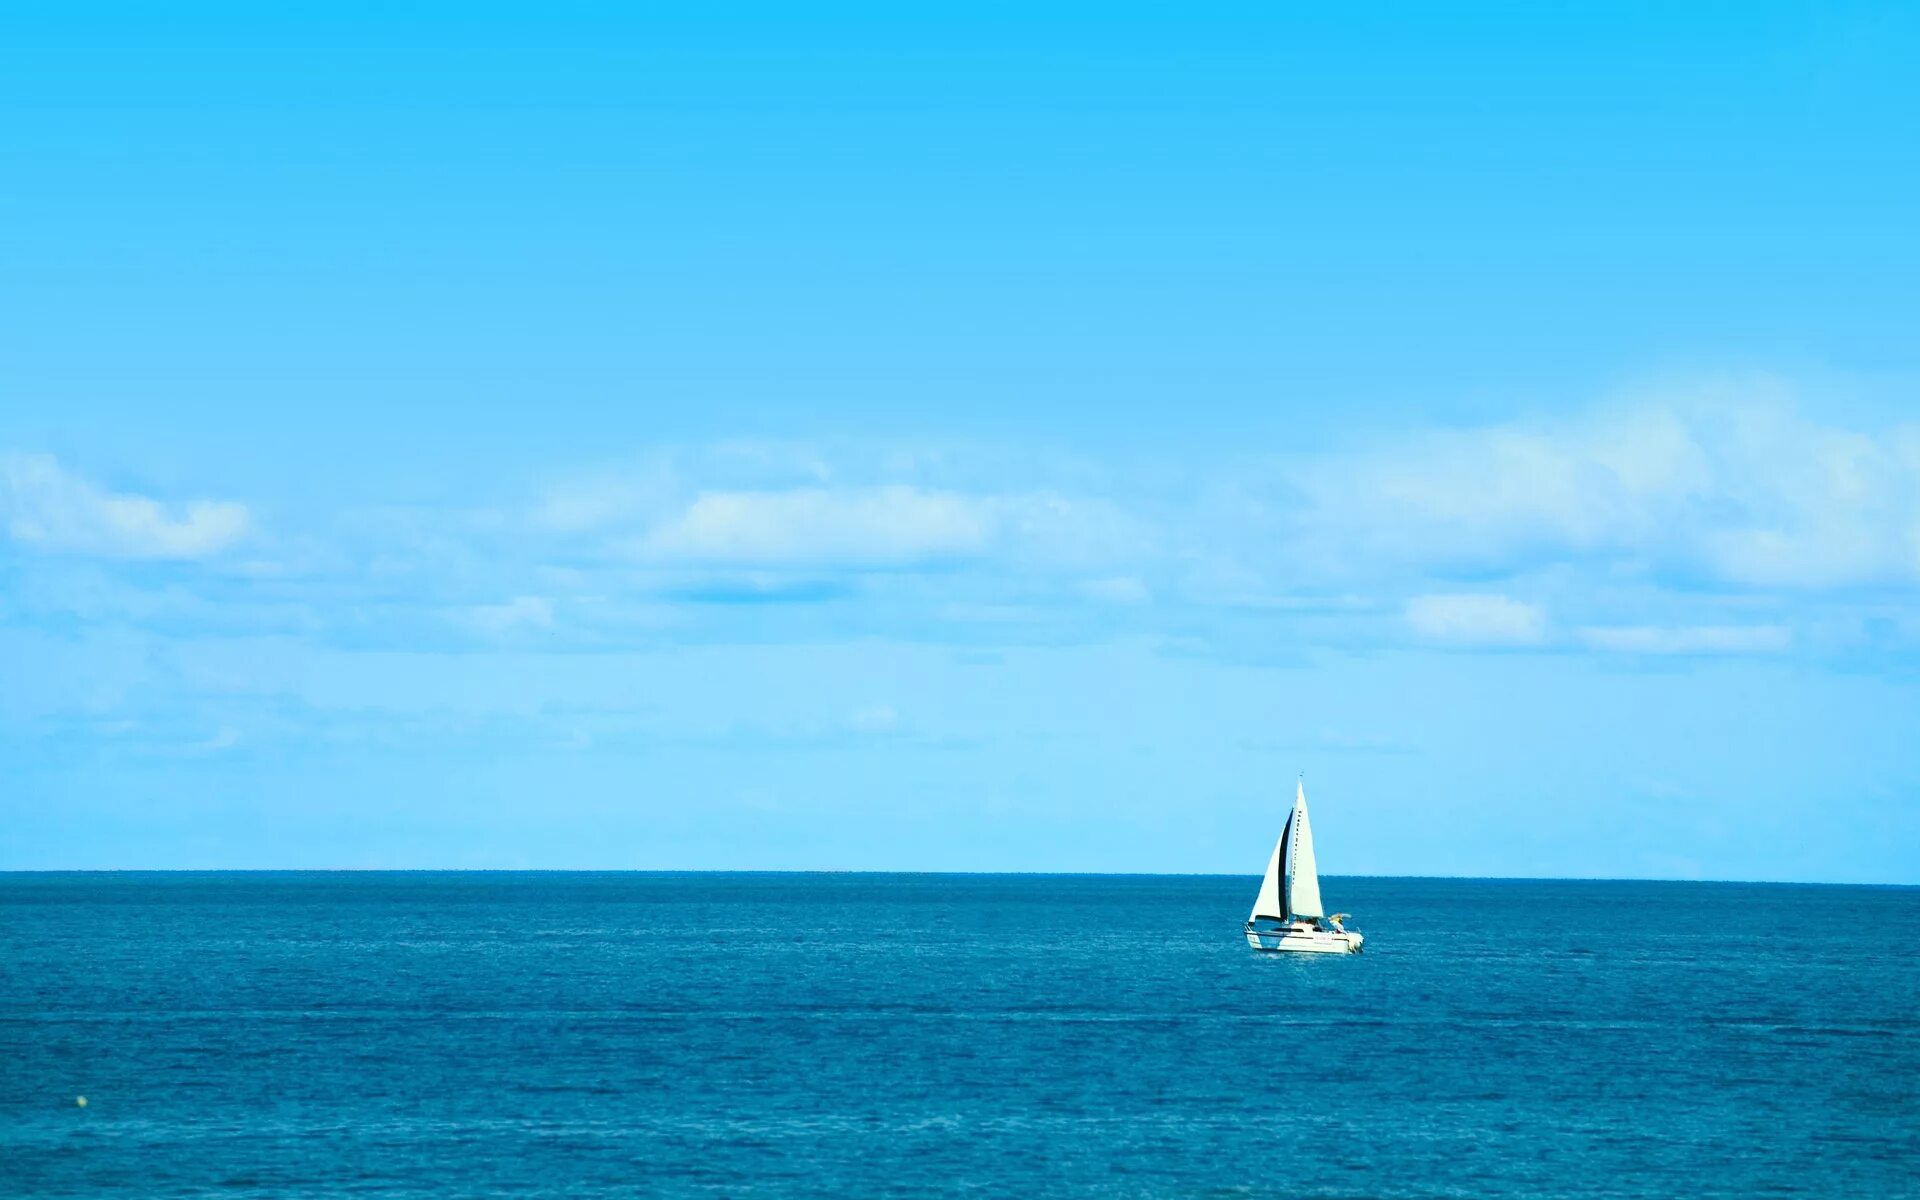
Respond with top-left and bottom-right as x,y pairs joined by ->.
3,2 -> 1918,880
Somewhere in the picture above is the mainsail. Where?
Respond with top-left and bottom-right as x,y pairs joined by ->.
1286,779 -> 1324,919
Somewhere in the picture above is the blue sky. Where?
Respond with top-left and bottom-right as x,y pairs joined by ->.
3,2 -> 1918,879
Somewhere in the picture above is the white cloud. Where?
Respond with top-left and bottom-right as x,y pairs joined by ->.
1578,624 -> 1790,655
532,480 -> 664,534
17,387 -> 1906,667
2,454 -> 251,559
193,726 -> 242,754
638,486 -> 993,566
995,493 -> 1155,570
1082,576 -> 1150,605
847,704 -> 900,733
1291,384 -> 1920,590
464,596 -> 554,633
1404,593 -> 1546,646
529,444 -> 848,535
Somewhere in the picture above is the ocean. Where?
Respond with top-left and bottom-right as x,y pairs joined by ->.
3,872 -> 1915,1197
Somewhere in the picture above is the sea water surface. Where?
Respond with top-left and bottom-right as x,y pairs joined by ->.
2,873 -> 1916,1197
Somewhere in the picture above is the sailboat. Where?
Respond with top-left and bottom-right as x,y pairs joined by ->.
1245,779 -> 1364,954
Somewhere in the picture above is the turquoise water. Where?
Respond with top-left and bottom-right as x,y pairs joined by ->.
3,873 -> 1916,1197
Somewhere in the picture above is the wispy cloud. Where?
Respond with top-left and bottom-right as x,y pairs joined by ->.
191,725 -> 243,754
1404,593 -> 1547,646
660,577 -> 854,605
11,382 -> 1916,664
463,596 -> 555,634
1289,382 -> 1920,590
1082,576 -> 1151,605
2,454 -> 251,559
636,486 -> 993,567
1578,624 -> 1791,655
846,704 -> 901,734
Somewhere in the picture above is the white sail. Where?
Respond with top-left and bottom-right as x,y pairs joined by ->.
1286,779 -> 1324,919
1248,812 -> 1291,921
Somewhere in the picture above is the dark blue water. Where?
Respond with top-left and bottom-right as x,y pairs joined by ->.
3,874 -> 1916,1197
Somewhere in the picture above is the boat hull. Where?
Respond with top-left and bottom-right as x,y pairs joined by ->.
1245,927 -> 1363,954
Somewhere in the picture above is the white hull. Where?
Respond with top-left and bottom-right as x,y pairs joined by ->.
1245,926 -> 1363,954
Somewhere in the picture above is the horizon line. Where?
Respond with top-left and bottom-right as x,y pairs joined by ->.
1,868 -> 1911,888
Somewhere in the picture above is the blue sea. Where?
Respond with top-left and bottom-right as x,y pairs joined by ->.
3,873 -> 1916,1197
